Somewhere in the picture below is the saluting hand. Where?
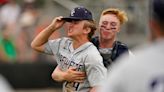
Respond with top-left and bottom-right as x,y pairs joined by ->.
49,16 -> 65,31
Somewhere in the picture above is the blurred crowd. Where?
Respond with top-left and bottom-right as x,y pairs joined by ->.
0,0 -> 56,63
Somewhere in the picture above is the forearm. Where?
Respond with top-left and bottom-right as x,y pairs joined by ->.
31,16 -> 64,52
51,66 -> 86,82
31,24 -> 56,51
51,66 -> 66,82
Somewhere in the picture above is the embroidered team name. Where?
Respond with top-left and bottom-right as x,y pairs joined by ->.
59,54 -> 85,91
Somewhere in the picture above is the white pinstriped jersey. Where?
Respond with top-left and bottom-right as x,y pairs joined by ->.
45,37 -> 107,92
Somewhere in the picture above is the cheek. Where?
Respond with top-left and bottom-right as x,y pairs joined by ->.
112,28 -> 119,33
74,24 -> 83,30
63,26 -> 67,30
116,25 -> 121,32
64,24 -> 69,30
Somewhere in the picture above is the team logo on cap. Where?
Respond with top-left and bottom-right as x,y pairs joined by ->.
71,9 -> 75,16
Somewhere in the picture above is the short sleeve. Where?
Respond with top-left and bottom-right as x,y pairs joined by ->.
44,38 -> 62,55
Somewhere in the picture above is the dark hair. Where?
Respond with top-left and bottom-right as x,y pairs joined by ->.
83,20 -> 97,40
151,0 -> 164,24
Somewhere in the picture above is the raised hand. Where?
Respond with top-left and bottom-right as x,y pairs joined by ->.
49,16 -> 65,31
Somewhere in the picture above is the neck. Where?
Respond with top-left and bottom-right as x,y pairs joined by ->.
99,38 -> 115,48
72,37 -> 89,49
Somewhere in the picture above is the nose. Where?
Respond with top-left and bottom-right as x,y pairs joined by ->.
67,22 -> 73,28
106,23 -> 111,30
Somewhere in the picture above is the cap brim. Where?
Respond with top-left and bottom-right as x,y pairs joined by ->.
62,17 -> 81,22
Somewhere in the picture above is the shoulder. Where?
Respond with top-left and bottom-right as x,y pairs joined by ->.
48,37 -> 72,44
111,41 -> 130,60
87,43 -> 100,55
113,41 -> 130,55
85,43 -> 102,61
114,41 -> 129,50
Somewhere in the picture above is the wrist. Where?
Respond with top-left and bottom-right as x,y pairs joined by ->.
47,24 -> 56,32
61,72 -> 67,81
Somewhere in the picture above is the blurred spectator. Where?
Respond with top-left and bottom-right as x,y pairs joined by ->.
0,0 -> 20,62
0,0 -> 20,32
0,29 -> 17,62
16,0 -> 39,62
0,0 -> 8,6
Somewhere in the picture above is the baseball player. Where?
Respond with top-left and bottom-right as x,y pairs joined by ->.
31,6 -> 107,92
91,8 -> 134,68
99,0 -> 164,92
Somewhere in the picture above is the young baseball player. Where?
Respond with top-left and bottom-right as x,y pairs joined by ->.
91,8 -> 134,68
99,0 -> 164,92
31,6 -> 107,92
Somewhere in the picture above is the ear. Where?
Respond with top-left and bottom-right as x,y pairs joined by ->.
84,27 -> 91,34
149,19 -> 161,36
117,26 -> 121,33
149,19 -> 164,41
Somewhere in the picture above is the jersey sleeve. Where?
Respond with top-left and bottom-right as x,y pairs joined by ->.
85,48 -> 107,87
44,38 -> 62,55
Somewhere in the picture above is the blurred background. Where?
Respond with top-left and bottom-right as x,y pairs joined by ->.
0,0 -> 149,92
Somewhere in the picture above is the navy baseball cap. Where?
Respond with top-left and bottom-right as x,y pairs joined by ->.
62,6 -> 93,22
152,0 -> 164,22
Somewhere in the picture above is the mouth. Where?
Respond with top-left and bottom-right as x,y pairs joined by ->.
68,29 -> 73,33
102,30 -> 111,36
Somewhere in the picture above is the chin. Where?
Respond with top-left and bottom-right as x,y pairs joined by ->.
102,35 -> 112,40
105,38 -> 112,40
67,34 -> 73,38
67,33 -> 72,37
